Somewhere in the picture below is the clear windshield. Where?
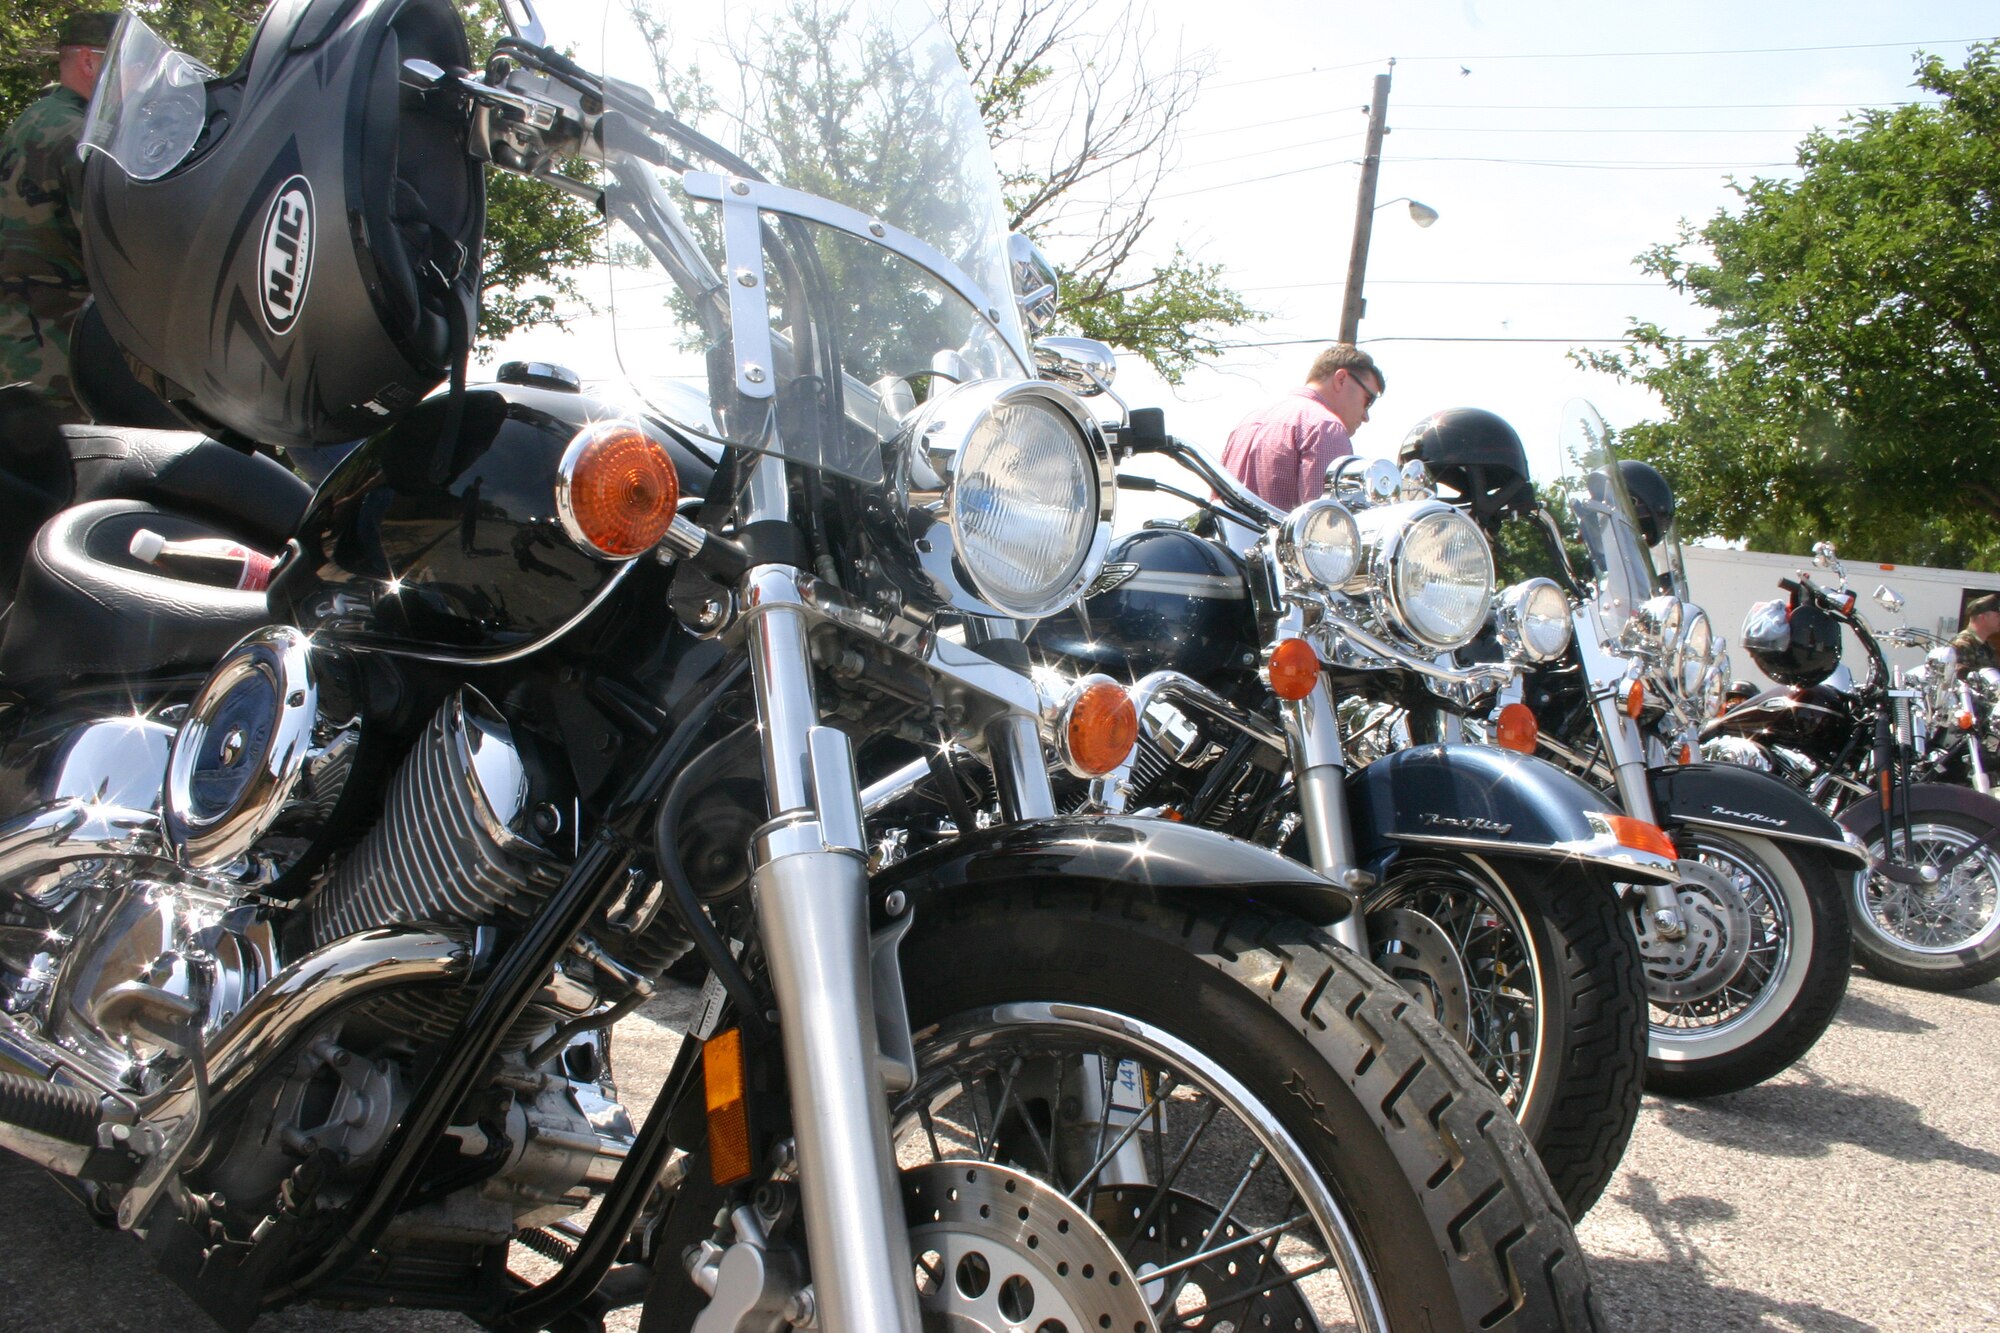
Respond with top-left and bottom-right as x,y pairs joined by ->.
78,13 -> 214,182
567,0 -> 1031,484
1557,401 -> 1662,621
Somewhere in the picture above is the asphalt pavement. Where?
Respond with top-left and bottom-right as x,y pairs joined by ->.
0,968 -> 1994,1332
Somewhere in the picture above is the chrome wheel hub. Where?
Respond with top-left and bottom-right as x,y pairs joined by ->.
1640,858 -> 1753,1004
905,1160 -> 1155,1333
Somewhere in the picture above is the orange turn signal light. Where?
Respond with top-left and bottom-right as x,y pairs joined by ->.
557,421 -> 681,559
1604,815 -> 1678,861
1064,680 -> 1139,777
1678,743 -> 1695,765
1959,710 -> 1977,732
1265,638 -> 1321,701
1624,679 -> 1646,720
704,1026 -> 753,1186
1494,702 -> 1539,754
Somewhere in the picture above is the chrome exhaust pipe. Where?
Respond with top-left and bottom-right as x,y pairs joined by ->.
0,800 -> 162,885
0,927 -> 474,1215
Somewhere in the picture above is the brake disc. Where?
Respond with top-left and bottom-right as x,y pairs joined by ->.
1639,858 -> 1755,1004
904,1160 -> 1156,1333
1367,907 -> 1472,1043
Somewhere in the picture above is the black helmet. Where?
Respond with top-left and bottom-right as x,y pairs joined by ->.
81,0 -> 485,450
1741,597 -> 1842,687
1614,459 -> 1675,545
1399,408 -> 1534,533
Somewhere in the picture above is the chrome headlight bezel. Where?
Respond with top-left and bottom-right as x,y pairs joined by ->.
1623,594 -> 1683,659
1350,499 -> 1497,651
1277,498 -> 1361,592
892,378 -> 1115,621
1676,607 -> 1713,694
1495,577 -> 1575,663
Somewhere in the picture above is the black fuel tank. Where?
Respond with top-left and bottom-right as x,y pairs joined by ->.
1031,524 -> 1255,679
270,382 -> 714,657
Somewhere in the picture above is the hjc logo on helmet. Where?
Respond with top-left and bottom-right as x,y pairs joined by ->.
258,176 -> 315,335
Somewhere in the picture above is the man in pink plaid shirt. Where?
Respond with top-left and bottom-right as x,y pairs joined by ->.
1221,344 -> 1385,511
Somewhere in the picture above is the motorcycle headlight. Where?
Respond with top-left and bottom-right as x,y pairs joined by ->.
898,379 -> 1114,620
1373,503 -> 1495,650
1627,594 -> 1683,656
1678,608 -> 1713,693
1700,651 -> 1730,717
1496,577 -> 1574,663
1277,498 -> 1360,591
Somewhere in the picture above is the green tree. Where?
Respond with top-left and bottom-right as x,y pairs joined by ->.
1584,41 -> 2000,572
1,1 -> 595,348
944,0 -> 1258,384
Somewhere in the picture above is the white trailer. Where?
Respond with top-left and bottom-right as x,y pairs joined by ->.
1681,546 -> 2000,689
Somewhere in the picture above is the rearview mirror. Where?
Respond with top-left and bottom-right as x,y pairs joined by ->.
1873,583 -> 1905,613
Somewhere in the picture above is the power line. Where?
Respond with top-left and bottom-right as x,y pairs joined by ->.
1394,155 -> 1795,170
1215,334 -> 1721,349
1181,100 -> 1929,143
1396,99 -> 1931,110
1240,279 -> 1659,292
1176,130 -> 1365,173
1156,158 -> 1360,200
1218,39 -> 1976,89
1397,37 -> 1981,62
1394,124 -> 1828,135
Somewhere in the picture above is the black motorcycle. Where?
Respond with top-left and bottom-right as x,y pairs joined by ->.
904,407 -> 1661,1221
1408,404 -> 1865,1100
1703,548 -> 2000,991
0,2 -> 1593,1330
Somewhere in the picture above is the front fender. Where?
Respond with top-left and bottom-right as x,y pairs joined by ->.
1651,762 -> 1870,868
870,816 -> 1354,927
1345,744 -> 1677,883
1835,781 -> 2000,844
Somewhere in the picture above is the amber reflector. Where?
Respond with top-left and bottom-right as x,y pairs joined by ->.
1494,702 -> 1538,754
1265,638 -> 1321,701
704,1026 -> 753,1186
559,422 -> 680,558
1959,710 -> 1978,732
1066,681 -> 1139,777
1604,815 -> 1678,861
1624,680 -> 1646,719
1679,743 -> 1695,765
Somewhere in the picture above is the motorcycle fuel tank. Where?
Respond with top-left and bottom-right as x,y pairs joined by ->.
270,381 -> 714,657
1701,684 -> 1855,751
1031,525 -> 1255,679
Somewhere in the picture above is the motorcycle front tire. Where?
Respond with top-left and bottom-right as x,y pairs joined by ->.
1853,808 -> 2000,991
1644,831 -> 1851,1099
896,884 -> 1602,1331
1367,853 -> 1646,1222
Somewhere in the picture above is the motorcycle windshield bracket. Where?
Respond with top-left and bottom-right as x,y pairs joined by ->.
682,171 -> 1029,384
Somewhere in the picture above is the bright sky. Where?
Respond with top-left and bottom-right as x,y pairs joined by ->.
484,1 -> 1996,514
1103,0 -> 1994,490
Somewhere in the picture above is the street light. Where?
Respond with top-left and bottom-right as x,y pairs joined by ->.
1340,192 -> 1441,342
1377,196 -> 1440,228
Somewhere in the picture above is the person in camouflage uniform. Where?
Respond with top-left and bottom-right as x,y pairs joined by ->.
0,13 -> 117,422
1953,593 -> 2000,674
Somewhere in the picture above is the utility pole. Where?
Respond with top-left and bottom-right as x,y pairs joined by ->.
1338,61 -> 1394,345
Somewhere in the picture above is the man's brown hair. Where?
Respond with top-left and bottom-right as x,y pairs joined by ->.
1306,343 -> 1383,392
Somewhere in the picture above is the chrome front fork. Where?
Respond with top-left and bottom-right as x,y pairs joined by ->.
1574,604 -> 1686,938
734,457 -> 920,1333
1284,679 -> 1370,955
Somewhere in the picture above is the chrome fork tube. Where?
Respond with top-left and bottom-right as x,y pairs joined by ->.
1284,678 -> 1369,954
1573,604 -> 1684,930
738,455 -> 920,1333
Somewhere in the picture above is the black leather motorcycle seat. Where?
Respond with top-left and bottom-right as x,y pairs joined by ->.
64,426 -> 312,550
0,500 -> 268,691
